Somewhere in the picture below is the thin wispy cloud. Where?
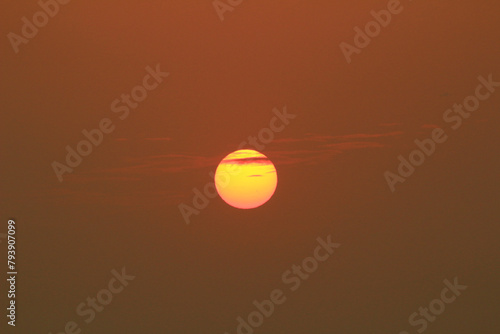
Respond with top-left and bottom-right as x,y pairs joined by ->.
114,137 -> 172,142
51,128 -> 405,205
71,129 -> 404,179
143,137 -> 172,141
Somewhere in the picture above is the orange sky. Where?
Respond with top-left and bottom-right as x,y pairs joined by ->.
1,1 -> 500,333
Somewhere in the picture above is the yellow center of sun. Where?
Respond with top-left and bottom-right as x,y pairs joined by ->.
214,149 -> 278,209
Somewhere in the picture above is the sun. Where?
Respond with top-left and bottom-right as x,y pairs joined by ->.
214,149 -> 278,209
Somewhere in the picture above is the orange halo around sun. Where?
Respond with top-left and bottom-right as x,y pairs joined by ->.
214,149 -> 278,209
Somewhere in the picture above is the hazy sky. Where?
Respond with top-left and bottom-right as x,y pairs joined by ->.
1,1 -> 500,333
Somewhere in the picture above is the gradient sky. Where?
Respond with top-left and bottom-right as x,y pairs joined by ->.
1,1 -> 500,333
